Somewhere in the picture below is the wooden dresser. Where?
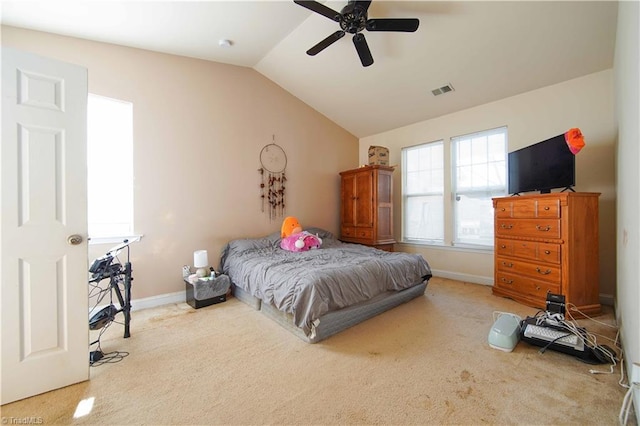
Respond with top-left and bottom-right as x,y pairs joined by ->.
339,165 -> 395,251
492,192 -> 601,316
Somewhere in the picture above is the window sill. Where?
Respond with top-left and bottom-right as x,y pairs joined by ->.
88,235 -> 143,246
398,240 -> 493,254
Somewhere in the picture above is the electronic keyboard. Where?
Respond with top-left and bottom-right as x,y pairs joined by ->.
523,323 -> 585,351
520,317 -> 590,359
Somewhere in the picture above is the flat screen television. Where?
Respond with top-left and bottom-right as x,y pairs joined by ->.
508,134 -> 575,195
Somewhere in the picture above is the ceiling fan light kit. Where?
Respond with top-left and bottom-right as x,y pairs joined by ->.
294,0 -> 419,67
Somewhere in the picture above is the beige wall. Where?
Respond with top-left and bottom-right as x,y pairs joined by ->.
360,70 -> 617,301
613,0 -> 640,405
1,25 -> 619,304
2,25 -> 358,299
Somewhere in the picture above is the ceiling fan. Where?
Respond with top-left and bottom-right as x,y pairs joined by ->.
294,0 -> 419,67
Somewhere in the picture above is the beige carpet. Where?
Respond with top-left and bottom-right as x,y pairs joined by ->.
1,278 -> 632,425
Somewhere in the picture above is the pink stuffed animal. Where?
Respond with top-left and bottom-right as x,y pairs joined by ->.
280,231 -> 322,252
279,216 -> 322,252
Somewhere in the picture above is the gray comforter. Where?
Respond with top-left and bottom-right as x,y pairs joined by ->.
220,229 -> 432,336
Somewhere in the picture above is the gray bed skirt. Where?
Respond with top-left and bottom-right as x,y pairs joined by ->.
232,281 -> 428,343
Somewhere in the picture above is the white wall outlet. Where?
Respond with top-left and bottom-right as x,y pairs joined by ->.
632,361 -> 640,384
182,265 -> 191,278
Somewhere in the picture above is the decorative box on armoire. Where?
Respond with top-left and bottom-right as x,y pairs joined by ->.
492,192 -> 601,316
339,165 -> 395,251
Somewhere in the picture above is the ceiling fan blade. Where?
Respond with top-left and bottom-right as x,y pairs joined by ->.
352,33 -> 373,67
307,31 -> 346,56
366,18 -> 420,32
294,0 -> 341,22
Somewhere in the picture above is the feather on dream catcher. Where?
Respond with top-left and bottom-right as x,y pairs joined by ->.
259,140 -> 287,221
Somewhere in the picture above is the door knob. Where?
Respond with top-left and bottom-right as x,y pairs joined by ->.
67,234 -> 83,245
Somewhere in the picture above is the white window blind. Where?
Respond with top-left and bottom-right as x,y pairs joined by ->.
402,141 -> 444,243
451,127 -> 507,247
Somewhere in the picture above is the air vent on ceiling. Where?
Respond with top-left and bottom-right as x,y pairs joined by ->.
431,84 -> 455,96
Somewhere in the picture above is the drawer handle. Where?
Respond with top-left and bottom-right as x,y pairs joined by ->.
502,262 -> 513,268
544,250 -> 551,255
536,267 -> 552,275
544,206 -> 550,211
536,225 -> 551,231
500,245 -> 506,249
535,286 -> 541,291
500,208 -> 506,212
500,224 -> 513,229
501,278 -> 513,284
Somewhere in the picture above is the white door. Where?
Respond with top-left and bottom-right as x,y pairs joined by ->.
1,47 -> 89,404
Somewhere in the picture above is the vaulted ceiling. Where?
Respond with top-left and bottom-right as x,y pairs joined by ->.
1,1 -> 618,137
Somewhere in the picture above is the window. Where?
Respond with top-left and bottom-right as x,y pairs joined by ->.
87,94 -> 134,240
401,127 -> 507,248
452,127 -> 507,247
402,141 -> 444,243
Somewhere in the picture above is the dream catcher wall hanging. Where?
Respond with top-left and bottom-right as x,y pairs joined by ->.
259,140 -> 287,221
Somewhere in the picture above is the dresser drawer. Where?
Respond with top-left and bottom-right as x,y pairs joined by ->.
495,239 -> 515,256
513,199 -> 560,218
496,219 -> 561,239
534,242 -> 561,264
496,238 -> 561,264
511,200 -> 537,218
494,198 -> 560,219
535,199 -> 561,218
341,226 -> 373,240
494,200 -> 513,218
495,271 -> 560,301
496,256 -> 561,283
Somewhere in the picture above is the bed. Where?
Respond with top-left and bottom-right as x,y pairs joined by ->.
220,228 -> 432,343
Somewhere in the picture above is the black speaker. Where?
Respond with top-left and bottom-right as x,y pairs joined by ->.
546,292 -> 566,314
89,304 -> 118,330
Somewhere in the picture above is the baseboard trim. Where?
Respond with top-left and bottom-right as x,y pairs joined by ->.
115,282 -> 615,312
599,293 -> 614,307
130,290 -> 185,311
430,269 -> 494,286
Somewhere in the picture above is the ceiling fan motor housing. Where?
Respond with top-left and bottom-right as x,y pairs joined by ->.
340,3 -> 368,34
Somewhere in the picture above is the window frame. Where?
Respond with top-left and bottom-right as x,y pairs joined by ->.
400,126 -> 508,251
86,93 -> 138,245
451,126 -> 508,248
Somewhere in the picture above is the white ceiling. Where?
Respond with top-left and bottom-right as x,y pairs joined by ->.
1,1 -> 618,138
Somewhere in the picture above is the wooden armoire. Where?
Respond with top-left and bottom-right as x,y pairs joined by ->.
339,165 -> 395,251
